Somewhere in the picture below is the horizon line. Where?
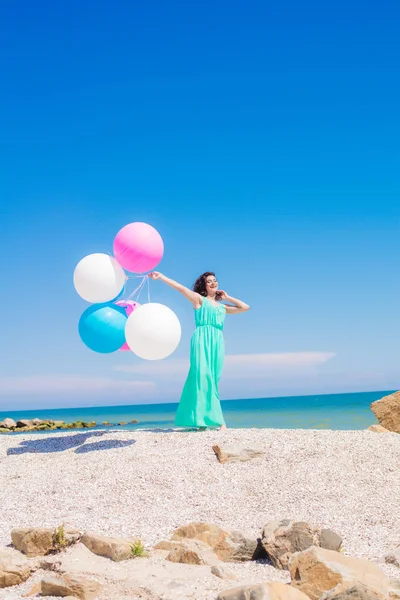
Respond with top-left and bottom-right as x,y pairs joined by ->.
0,388 -> 394,416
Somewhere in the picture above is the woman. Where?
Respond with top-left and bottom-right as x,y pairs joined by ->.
149,271 -> 250,430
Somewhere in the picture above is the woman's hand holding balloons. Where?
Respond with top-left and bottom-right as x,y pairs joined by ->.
149,271 -> 163,280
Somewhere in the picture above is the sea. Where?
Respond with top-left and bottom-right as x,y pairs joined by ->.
0,390 -> 391,432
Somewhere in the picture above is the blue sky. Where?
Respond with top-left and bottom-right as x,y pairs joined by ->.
1,0 -> 399,410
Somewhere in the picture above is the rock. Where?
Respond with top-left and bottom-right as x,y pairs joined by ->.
12,527 -> 54,557
261,520 -> 342,569
36,422 -> 55,430
0,418 -> 16,429
212,444 -> 265,464
11,526 -> 81,557
320,529 -> 344,551
154,540 -> 182,551
41,574 -> 102,599
0,549 -> 32,588
367,425 -> 390,433
211,564 -> 236,580
16,418 -> 49,429
172,521 -> 227,547
262,520 -> 315,569
63,527 -> 82,546
320,583 -> 381,600
39,555 -> 64,572
370,391 -> 400,433
166,539 -> 219,566
81,532 -> 133,562
288,546 -> 389,600
22,581 -> 42,596
16,419 -> 35,428
217,581 -> 311,600
385,544 -> 400,568
219,530 -> 264,562
65,421 -> 96,429
54,420 -> 65,428
170,521 -> 262,562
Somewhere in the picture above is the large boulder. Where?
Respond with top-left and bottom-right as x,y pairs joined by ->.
16,419 -> 35,428
212,444 -> 265,464
171,521 -> 226,547
166,539 -> 219,566
217,581 -> 311,600
41,574 -> 102,600
289,546 -> 389,600
370,391 -> 400,433
170,521 -> 262,562
12,527 -> 54,557
0,418 -> 16,429
81,532 -> 133,562
218,530 -> 264,562
0,549 -> 32,588
261,520 -> 342,569
11,526 -> 81,557
154,540 -> 182,551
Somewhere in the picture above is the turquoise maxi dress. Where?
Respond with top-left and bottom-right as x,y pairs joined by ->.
175,297 -> 226,428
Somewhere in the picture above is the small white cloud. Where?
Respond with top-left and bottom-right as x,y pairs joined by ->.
224,352 -> 335,379
0,376 -> 156,397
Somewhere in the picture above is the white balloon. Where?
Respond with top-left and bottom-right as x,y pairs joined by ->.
125,303 -> 181,360
73,253 -> 126,303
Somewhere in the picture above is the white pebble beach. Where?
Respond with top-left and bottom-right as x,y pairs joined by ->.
0,427 -> 399,599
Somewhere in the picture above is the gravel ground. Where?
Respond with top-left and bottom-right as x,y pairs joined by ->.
0,427 -> 399,599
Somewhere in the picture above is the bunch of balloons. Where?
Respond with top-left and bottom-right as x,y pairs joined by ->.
73,222 -> 182,360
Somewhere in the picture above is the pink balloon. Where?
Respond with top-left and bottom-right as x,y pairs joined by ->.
115,300 -> 140,351
115,300 -> 139,316
113,222 -> 164,273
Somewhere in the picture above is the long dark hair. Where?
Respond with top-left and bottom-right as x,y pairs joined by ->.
192,272 -> 221,300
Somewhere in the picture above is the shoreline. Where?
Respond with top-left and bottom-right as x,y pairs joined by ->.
1,389 -> 393,433
0,427 -> 399,599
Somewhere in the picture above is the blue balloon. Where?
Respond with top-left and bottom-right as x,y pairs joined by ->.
79,303 -> 128,353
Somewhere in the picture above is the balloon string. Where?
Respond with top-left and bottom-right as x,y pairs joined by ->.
147,276 -> 151,303
134,275 -> 150,303
126,276 -> 147,302
135,280 -> 146,302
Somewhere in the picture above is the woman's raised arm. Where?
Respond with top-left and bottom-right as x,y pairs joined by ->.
149,272 -> 202,308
